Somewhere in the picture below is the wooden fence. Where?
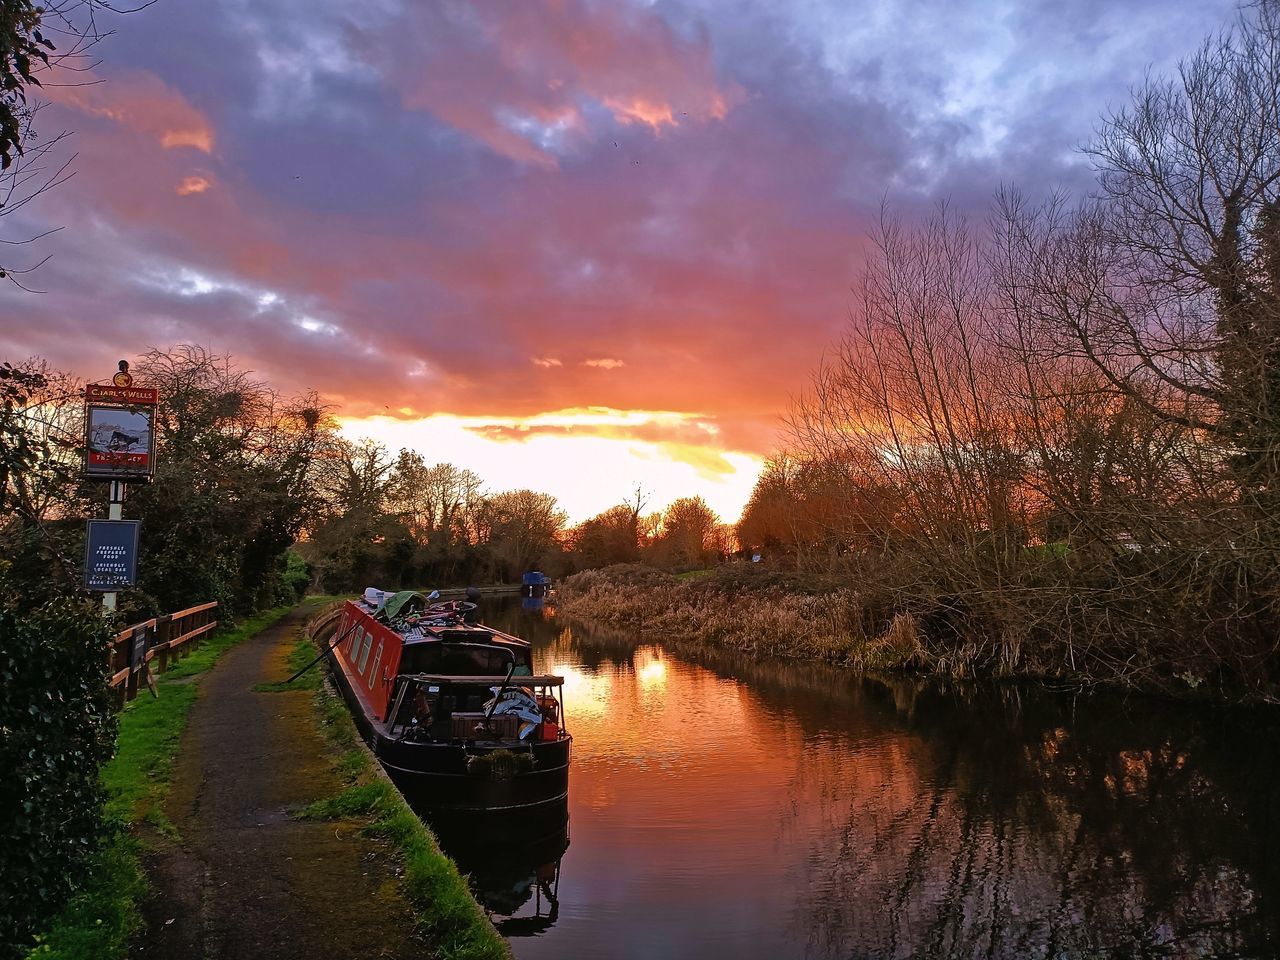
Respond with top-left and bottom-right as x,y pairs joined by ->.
108,601 -> 219,707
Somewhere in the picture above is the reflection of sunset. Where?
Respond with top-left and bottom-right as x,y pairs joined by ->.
550,662 -> 612,726
487,605 -> 1278,959
634,646 -> 667,690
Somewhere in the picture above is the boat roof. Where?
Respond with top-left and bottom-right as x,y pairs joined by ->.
403,623 -> 530,650
350,597 -> 530,650
400,673 -> 564,686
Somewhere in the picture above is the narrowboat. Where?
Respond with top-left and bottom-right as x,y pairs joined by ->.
324,589 -> 571,813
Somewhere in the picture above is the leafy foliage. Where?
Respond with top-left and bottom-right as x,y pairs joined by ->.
0,593 -> 115,959
0,0 -> 52,172
123,346 -> 333,619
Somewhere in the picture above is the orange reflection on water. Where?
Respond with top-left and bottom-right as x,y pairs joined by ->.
635,646 -> 667,692
487,605 -> 1280,960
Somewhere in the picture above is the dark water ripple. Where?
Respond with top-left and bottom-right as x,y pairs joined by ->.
427,600 -> 1280,960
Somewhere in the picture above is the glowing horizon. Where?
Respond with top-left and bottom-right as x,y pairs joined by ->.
0,0 -> 1236,528
338,408 -> 763,525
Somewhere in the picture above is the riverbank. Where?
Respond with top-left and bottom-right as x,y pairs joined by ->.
288,619 -> 510,960
555,564 -> 1279,700
27,600 -> 505,960
557,565 -> 915,668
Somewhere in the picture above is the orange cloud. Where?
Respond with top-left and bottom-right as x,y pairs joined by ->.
388,1 -> 739,164
49,69 -> 215,154
582,357 -> 625,369
161,129 -> 214,152
176,175 -> 211,196
459,407 -> 726,451
604,97 -> 676,131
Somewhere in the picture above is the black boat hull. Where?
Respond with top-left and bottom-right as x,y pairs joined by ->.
381,746 -> 569,812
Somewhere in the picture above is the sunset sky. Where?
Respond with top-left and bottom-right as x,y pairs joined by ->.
0,0 -> 1235,522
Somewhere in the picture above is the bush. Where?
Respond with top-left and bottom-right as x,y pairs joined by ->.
282,549 -> 310,602
0,598 -> 116,959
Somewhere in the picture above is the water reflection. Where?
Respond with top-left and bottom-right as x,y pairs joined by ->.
426,807 -> 569,938
465,600 -> 1280,959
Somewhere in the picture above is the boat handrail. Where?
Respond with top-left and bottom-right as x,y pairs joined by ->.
398,672 -> 565,686
385,671 -> 569,739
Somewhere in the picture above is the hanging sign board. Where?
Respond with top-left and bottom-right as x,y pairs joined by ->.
85,383 -> 158,405
128,622 -> 153,672
85,404 -> 156,479
84,519 -> 141,591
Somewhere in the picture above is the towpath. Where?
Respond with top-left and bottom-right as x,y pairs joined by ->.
133,605 -> 429,960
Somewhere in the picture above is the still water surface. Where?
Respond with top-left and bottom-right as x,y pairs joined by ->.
429,600 -> 1279,959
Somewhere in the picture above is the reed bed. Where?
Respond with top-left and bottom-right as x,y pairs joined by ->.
558,565 -> 929,674
556,562 -> 1280,699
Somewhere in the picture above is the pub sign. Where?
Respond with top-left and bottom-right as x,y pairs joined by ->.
84,519 -> 141,591
84,389 -> 157,480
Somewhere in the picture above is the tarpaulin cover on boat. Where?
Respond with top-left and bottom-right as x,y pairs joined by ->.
375,590 -> 430,622
484,688 -> 545,739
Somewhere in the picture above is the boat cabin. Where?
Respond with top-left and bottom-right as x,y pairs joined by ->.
331,592 -> 564,744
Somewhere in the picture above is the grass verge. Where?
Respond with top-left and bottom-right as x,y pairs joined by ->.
25,603 -> 301,960
284,631 -> 510,960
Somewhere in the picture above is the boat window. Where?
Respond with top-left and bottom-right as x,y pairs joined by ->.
368,640 -> 383,688
399,644 -> 521,676
357,630 -> 373,672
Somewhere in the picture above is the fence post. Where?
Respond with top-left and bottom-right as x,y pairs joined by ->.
112,637 -> 127,710
155,614 -> 172,674
125,651 -> 139,702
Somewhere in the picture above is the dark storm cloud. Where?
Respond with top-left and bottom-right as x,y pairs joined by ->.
0,0 -> 1237,452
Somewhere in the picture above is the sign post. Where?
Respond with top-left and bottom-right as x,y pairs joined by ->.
83,361 -> 156,615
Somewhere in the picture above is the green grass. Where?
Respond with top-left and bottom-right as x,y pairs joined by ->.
26,604 -> 298,960
300,661 -> 510,960
254,635 -> 327,692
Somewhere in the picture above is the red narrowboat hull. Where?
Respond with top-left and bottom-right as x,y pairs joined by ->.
326,600 -> 572,814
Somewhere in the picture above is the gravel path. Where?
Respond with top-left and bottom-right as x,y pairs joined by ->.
133,606 -> 428,960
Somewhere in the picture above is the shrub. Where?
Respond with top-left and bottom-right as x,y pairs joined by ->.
282,549 -> 311,602
0,598 -> 115,959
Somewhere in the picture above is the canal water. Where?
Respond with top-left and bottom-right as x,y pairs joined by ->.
430,599 -> 1279,959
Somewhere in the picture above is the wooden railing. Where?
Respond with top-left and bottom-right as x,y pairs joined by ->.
108,601 -> 219,707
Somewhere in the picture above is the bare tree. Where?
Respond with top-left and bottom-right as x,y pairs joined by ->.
475,489 -> 567,578
1013,5 -> 1280,504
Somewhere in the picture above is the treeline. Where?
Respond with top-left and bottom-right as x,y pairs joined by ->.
2,345 -> 739,620
731,6 -> 1280,696
301,450 -> 736,592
